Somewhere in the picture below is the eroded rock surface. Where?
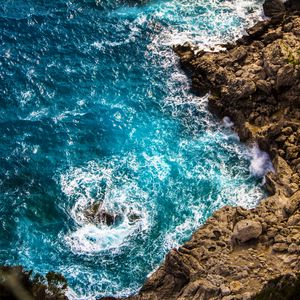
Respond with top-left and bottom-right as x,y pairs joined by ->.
105,2 -> 300,300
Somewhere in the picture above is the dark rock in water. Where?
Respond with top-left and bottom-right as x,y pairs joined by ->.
263,0 -> 285,17
84,202 -> 123,226
97,208 -> 121,226
128,212 -> 141,224
84,201 -> 142,227
246,20 -> 271,39
173,42 -> 198,70
0,266 -> 68,300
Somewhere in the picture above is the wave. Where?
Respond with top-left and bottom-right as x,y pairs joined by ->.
60,160 -> 151,254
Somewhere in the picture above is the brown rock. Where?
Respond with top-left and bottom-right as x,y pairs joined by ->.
232,220 -> 262,243
273,156 -> 293,186
230,281 -> 242,294
288,243 -> 300,253
272,243 -> 288,252
287,213 -> 300,225
220,284 -> 231,296
277,65 -> 296,88
256,79 -> 272,94
230,46 -> 247,62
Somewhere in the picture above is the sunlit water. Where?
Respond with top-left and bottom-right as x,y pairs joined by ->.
0,0 -> 269,299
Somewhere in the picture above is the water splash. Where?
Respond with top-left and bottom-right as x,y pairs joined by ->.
249,144 -> 274,178
61,160 -> 151,254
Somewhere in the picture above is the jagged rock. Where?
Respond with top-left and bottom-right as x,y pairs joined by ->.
287,213 -> 300,226
255,273 -> 300,299
256,79 -> 272,94
276,65 -> 296,88
273,243 -> 288,252
230,46 -> 247,62
246,21 -> 270,38
285,0 -> 300,11
288,243 -> 300,253
273,156 -> 293,186
84,202 -> 122,226
0,266 -> 68,300
220,284 -> 231,296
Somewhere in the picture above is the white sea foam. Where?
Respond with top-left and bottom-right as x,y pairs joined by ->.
223,116 -> 234,128
60,160 -> 151,254
148,0 -> 263,49
164,208 -> 204,250
142,153 -> 170,181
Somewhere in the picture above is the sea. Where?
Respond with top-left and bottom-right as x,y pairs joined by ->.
0,0 -> 271,299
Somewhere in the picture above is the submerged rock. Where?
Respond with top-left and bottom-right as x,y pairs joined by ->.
84,202 -> 141,227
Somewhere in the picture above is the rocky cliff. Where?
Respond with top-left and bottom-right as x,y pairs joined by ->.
108,1 -> 300,299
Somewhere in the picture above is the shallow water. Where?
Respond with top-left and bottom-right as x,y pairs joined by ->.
0,0 -> 269,299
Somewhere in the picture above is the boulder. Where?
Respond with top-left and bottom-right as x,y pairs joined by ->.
272,243 -> 288,252
273,156 -> 293,187
256,79 -> 272,94
230,281 -> 242,294
232,219 -> 262,243
263,0 -> 285,17
276,65 -> 296,88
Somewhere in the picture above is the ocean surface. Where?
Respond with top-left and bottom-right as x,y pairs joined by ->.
0,0 -> 270,299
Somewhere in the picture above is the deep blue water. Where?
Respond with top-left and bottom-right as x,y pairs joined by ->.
0,0 -> 268,299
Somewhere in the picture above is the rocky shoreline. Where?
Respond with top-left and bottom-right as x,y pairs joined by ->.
110,1 -> 300,299
1,1 -> 300,300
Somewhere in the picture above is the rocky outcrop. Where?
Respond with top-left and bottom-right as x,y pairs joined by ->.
263,0 -> 285,18
255,273 -> 300,299
0,266 -> 68,300
119,193 -> 300,300
173,7 -> 300,179
109,1 -> 300,300
84,202 -> 123,226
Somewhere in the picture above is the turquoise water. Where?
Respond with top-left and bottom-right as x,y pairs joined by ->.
0,0 -> 268,299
